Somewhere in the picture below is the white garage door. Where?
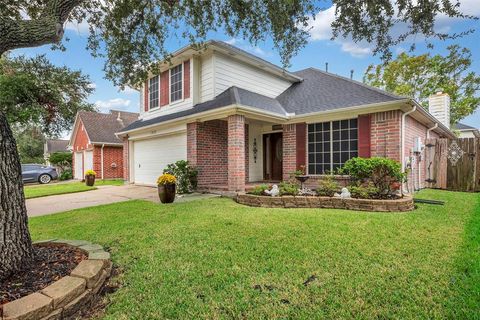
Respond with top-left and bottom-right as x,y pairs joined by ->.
74,152 -> 83,179
84,150 -> 93,172
133,133 -> 187,185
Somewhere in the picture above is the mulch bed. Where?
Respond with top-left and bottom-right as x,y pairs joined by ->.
0,243 -> 87,305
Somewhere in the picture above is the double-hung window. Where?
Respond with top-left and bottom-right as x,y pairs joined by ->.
148,75 -> 159,109
307,119 -> 358,174
170,64 -> 183,102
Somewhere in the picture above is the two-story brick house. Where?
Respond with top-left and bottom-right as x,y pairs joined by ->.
117,40 -> 454,193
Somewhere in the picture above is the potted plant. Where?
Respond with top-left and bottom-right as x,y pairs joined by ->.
157,173 -> 177,203
84,170 -> 96,186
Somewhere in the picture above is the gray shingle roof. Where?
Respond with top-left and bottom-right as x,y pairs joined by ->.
46,139 -> 69,153
121,68 -> 406,133
277,68 -> 405,114
454,122 -> 477,130
79,110 -> 139,144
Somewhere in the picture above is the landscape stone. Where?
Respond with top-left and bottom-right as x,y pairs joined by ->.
39,308 -> 62,320
71,260 -> 104,288
62,290 -> 93,319
89,250 -> 111,260
41,276 -> 86,309
3,292 -> 53,320
78,244 -> 103,252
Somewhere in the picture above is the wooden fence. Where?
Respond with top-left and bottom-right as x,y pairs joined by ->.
425,138 -> 480,192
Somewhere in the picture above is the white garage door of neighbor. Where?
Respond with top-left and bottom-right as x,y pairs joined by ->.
133,133 -> 187,185
84,150 -> 94,172
74,152 -> 83,179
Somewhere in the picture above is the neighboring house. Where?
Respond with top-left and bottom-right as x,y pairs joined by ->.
454,123 -> 480,138
69,110 -> 139,180
117,40 -> 455,193
44,139 -> 69,165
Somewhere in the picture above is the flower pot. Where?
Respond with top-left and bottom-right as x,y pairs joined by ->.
85,175 -> 95,186
158,183 -> 176,203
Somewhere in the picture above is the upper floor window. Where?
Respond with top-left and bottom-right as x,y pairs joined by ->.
170,64 -> 183,102
149,75 -> 159,109
307,119 -> 358,174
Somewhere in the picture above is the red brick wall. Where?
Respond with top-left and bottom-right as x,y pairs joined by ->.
92,146 -> 124,179
404,115 -> 430,191
282,124 -> 297,181
370,110 -> 402,161
227,115 -> 246,191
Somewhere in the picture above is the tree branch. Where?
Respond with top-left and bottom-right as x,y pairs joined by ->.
0,0 -> 83,55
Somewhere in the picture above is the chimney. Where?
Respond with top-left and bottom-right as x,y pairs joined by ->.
428,91 -> 450,128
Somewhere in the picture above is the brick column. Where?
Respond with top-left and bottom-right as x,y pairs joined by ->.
228,115 -> 246,192
187,122 -> 199,166
122,137 -> 129,181
283,124 -> 296,181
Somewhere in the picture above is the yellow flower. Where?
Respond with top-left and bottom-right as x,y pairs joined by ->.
157,173 -> 176,185
85,169 -> 96,176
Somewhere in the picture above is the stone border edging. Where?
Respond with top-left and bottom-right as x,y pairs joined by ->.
2,240 -> 112,320
236,194 -> 414,212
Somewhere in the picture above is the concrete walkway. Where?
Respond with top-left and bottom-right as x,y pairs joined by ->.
26,185 -> 219,217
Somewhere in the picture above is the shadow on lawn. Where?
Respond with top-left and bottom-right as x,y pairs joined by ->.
446,194 -> 480,318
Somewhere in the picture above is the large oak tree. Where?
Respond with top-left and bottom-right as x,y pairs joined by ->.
0,0 -> 475,281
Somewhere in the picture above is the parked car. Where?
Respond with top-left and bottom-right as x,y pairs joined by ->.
21,164 -> 58,184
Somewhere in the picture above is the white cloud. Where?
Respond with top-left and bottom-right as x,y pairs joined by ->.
95,98 -> 131,112
308,2 -> 479,58
118,86 -> 138,95
88,82 -> 97,89
224,38 -> 272,57
64,20 -> 90,35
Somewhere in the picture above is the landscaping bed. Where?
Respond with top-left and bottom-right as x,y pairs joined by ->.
0,240 -> 112,320
237,194 -> 414,212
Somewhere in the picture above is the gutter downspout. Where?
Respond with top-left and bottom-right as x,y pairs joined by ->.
401,104 -> 416,194
426,123 -> 438,139
101,144 -> 105,180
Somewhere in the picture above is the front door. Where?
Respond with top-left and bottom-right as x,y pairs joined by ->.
263,132 -> 283,181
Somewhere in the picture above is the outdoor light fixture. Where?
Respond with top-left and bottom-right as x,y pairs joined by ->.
253,138 -> 258,163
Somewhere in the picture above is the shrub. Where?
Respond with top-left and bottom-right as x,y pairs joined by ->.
341,157 -> 405,197
163,160 -> 198,194
349,183 -> 380,199
157,173 -> 176,185
317,176 -> 339,197
59,169 -> 73,181
279,181 -> 299,196
249,184 -> 270,196
49,152 -> 72,171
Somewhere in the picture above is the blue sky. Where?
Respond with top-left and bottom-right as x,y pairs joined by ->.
13,0 -> 480,133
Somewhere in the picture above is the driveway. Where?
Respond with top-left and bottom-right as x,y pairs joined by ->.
27,185 -> 219,217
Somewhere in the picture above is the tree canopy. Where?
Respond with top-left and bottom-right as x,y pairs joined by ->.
0,55 -> 95,136
1,0 -> 475,87
364,45 -> 480,125
12,125 -> 46,164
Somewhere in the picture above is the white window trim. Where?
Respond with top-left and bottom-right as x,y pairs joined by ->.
169,62 -> 184,105
306,118 -> 358,176
148,75 -> 160,110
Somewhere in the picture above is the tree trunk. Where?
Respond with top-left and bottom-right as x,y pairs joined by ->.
0,112 -> 34,281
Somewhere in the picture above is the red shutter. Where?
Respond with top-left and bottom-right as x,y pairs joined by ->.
358,114 -> 371,158
160,70 -> 169,107
296,123 -> 306,170
144,80 -> 149,112
184,60 -> 190,99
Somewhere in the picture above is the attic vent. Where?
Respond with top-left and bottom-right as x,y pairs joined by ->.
374,111 -> 396,122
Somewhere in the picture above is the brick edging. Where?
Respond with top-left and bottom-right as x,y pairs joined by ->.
236,194 -> 414,212
2,240 -> 112,320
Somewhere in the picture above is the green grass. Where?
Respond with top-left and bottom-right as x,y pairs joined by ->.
24,179 -> 124,199
29,190 -> 480,319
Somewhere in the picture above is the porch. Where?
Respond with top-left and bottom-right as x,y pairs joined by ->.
186,114 -> 299,193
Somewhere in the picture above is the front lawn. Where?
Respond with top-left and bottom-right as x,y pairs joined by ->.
24,179 -> 124,199
29,190 -> 480,319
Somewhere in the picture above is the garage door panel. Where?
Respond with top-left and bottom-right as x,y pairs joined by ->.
74,152 -> 83,179
133,133 -> 187,185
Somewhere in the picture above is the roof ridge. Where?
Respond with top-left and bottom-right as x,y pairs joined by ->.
297,67 -> 406,100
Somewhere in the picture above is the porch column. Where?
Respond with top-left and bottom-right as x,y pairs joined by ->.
228,115 -> 246,192
282,124 -> 297,181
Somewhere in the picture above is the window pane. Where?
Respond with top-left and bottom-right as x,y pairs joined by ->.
341,130 -> 349,140
332,121 -> 339,130
148,75 -> 159,109
350,129 -> 358,139
350,119 -> 358,128
170,64 -> 183,102
332,130 -> 340,140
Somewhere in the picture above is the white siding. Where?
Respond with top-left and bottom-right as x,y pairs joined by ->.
214,52 -> 292,98
199,54 -> 214,102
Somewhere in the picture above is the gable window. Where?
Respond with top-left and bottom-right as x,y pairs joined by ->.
148,75 -> 159,109
170,64 -> 183,102
307,119 -> 358,174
